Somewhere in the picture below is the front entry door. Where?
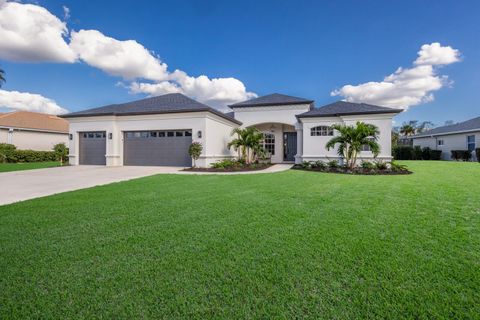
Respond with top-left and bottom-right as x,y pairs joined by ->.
283,132 -> 297,161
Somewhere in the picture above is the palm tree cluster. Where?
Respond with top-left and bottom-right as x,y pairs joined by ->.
227,127 -> 265,164
326,121 -> 380,170
399,120 -> 435,136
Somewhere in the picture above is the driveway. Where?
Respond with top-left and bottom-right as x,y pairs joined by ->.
0,165 -> 182,206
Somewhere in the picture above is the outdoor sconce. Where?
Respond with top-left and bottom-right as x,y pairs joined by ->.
108,133 -> 113,140
197,130 -> 202,138
69,134 -> 73,140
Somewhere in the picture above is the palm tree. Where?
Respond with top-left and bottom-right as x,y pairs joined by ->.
0,67 -> 5,88
399,124 -> 416,136
326,121 -> 380,169
227,127 -> 264,164
417,121 -> 435,133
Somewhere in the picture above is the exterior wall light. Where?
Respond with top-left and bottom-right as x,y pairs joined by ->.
69,134 -> 73,140
197,130 -> 202,138
108,133 -> 113,140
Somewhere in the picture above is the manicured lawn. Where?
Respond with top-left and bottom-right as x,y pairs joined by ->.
0,161 -> 61,172
0,161 -> 479,318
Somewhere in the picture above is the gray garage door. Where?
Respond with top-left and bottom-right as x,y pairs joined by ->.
124,130 -> 192,166
79,131 -> 106,165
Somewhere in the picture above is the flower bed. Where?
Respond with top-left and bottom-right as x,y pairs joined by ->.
293,160 -> 412,175
184,159 -> 272,172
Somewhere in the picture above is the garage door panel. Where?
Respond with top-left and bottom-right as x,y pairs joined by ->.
124,130 -> 192,166
79,131 -> 106,165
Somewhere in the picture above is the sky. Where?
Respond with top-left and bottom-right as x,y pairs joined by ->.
0,0 -> 479,126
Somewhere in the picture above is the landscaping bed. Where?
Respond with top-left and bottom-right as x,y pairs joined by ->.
293,160 -> 412,175
185,159 -> 272,172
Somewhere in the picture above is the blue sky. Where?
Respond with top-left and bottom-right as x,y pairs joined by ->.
0,0 -> 479,126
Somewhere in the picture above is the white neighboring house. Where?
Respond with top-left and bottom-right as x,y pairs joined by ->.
412,116 -> 480,161
61,93 -> 401,167
0,111 -> 69,151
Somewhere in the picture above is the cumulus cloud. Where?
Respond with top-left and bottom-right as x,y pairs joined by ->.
332,43 -> 461,109
0,89 -> 68,114
0,1 -> 76,62
70,29 -> 169,81
0,1 -> 256,109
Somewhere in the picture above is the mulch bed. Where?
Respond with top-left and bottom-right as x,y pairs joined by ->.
184,163 -> 273,173
292,166 -> 412,175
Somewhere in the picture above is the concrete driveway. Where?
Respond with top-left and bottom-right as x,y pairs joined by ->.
0,165 -> 182,206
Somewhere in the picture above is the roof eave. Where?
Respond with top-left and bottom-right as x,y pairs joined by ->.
60,108 -> 242,125
296,109 -> 402,119
229,100 -> 314,109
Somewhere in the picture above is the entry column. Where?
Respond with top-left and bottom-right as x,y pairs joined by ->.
294,122 -> 303,164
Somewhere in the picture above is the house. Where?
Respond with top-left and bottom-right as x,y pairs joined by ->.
61,93 -> 401,167
0,111 -> 69,151
412,116 -> 480,160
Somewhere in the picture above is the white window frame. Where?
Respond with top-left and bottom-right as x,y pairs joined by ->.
467,135 -> 475,152
437,139 -> 444,146
262,132 -> 275,155
311,126 -> 334,136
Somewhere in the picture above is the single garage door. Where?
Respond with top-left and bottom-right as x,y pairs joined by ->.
124,130 -> 192,166
79,131 -> 106,165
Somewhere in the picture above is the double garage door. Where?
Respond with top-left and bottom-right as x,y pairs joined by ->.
123,130 -> 192,166
79,130 -> 192,166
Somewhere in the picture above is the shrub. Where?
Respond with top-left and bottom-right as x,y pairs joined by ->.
429,150 -> 442,160
374,160 -> 388,170
393,146 -> 413,160
0,143 -> 16,162
421,147 -> 431,160
53,143 -> 69,165
211,159 -> 239,169
327,160 -> 339,169
413,146 -> 423,160
390,161 -> 408,172
451,150 -> 471,161
476,148 -> 480,163
313,160 -> 326,170
188,142 -> 203,167
301,161 -> 312,169
361,161 -> 375,169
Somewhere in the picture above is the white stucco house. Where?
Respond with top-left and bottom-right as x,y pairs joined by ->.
412,116 -> 479,161
61,93 -> 401,167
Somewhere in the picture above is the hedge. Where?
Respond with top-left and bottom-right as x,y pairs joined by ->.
0,143 -> 58,163
451,150 -> 472,161
393,145 -> 442,160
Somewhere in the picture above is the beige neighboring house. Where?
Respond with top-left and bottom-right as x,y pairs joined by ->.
0,111 -> 69,151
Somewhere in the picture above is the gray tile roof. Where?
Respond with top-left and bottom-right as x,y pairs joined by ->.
229,93 -> 313,108
413,116 -> 480,137
296,101 -> 402,118
61,93 -> 242,124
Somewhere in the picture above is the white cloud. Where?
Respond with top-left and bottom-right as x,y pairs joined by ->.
414,42 -> 460,66
332,43 -> 461,110
0,1 -> 256,109
70,29 -> 169,81
0,1 -> 76,62
0,89 -> 68,114
62,5 -> 70,20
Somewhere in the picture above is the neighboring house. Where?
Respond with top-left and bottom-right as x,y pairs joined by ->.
61,93 -> 401,167
412,116 -> 480,161
0,111 -> 69,151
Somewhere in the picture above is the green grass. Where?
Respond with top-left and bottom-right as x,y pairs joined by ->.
0,161 -> 479,319
0,161 -> 61,172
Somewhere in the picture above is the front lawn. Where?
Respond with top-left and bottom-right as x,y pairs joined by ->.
0,161 -> 61,173
0,161 -> 479,318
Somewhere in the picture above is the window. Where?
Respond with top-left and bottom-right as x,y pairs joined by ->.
149,131 -> 157,138
184,131 -> 192,136
262,133 -> 275,155
311,126 -> 334,136
167,131 -> 174,137
437,139 -> 444,146
361,137 -> 375,152
175,131 -> 184,137
158,131 -> 166,137
467,135 -> 475,152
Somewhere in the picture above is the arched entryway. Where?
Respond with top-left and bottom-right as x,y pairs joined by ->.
248,123 -> 297,163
